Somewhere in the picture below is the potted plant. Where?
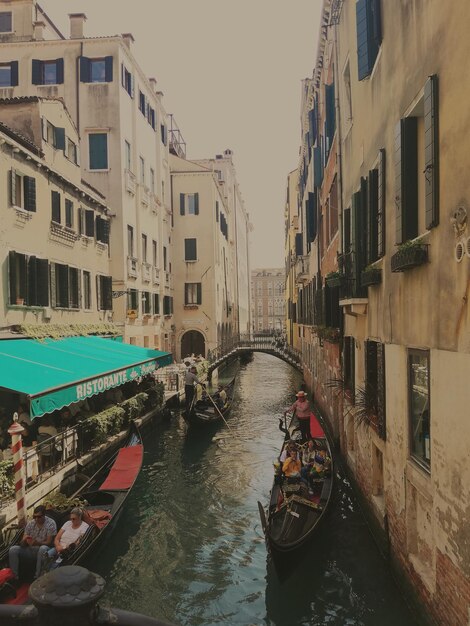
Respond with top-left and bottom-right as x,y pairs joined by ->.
361,265 -> 382,287
325,271 -> 344,288
391,239 -> 429,272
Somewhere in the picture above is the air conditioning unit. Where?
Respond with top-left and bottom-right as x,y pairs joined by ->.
43,307 -> 52,321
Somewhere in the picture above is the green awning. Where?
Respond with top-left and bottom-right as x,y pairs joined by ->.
0,336 -> 172,418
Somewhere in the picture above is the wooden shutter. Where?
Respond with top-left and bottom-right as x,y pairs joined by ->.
194,193 -> 199,215
50,263 -> 56,307
295,233 -> 303,257
36,258 -> 49,307
96,274 -> 102,310
351,192 -> 361,295
10,168 -> 16,206
401,117 -> 418,241
77,207 -> 83,235
79,56 -> 90,82
307,191 -> 317,241
377,342 -> 386,440
367,168 -> 379,263
325,82 -> 336,147
27,256 -> 37,306
424,74 -> 439,229
197,283 -> 202,304
105,56 -> 113,82
180,193 -> 185,215
54,127 -> 65,150
85,209 -> 95,237
102,219 -> 110,244
377,148 -> 386,257
23,176 -> 36,212
313,146 -> 323,187
56,58 -> 64,84
8,250 -> 17,304
32,59 -> 42,84
103,276 -> 112,311
57,263 -> 69,308
184,283 -> 189,305
10,61 -> 18,86
51,190 -> 61,223
185,239 -> 196,261
356,0 -> 370,80
95,216 -> 103,242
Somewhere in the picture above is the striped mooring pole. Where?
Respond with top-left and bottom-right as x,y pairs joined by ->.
8,412 -> 26,527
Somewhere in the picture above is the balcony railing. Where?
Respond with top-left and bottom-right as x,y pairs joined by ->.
142,262 -> 151,283
295,255 -> 310,283
127,256 -> 138,278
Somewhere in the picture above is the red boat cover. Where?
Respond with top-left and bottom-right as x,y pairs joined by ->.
309,412 -> 325,439
99,445 -> 143,491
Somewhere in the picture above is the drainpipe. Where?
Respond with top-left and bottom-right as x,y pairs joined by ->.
333,21 -> 344,258
76,42 -> 83,134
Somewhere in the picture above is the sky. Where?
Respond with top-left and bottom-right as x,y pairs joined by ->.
40,0 -> 322,269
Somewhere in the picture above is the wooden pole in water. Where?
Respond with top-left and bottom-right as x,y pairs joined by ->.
8,412 -> 27,527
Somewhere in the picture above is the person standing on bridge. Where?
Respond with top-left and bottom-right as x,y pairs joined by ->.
185,366 -> 203,412
284,390 -> 312,442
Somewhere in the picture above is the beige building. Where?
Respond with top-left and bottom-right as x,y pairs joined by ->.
0,0 -> 174,352
251,268 -> 285,334
0,97 -> 111,327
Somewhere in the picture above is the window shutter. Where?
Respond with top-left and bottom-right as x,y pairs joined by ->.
377,148 -> 386,257
79,56 -> 90,82
424,74 -> 439,230
32,59 -> 42,85
351,191 -> 361,296
367,168 -> 378,263
27,255 -> 37,306
56,58 -> 64,84
10,60 -> 18,86
36,258 -> 49,307
77,207 -> 83,235
184,283 -> 189,305
51,190 -> 61,223
130,73 -> 135,98
102,219 -> 110,244
85,209 -> 95,237
50,263 -> 56,307
194,193 -> 199,215
308,106 -> 317,148
197,283 -> 202,304
23,176 -> 36,212
8,250 -> 17,304
121,63 -> 125,87
399,117 -> 418,242
377,342 -> 386,440
10,168 -> 16,206
54,127 -> 65,150
325,82 -> 336,147
57,263 -> 69,308
103,276 -> 112,310
295,233 -> 303,257
95,216 -> 103,242
313,146 -> 323,187
307,191 -> 317,242
180,193 -> 185,215
356,0 -> 369,80
105,56 -> 113,82
96,274 -> 101,310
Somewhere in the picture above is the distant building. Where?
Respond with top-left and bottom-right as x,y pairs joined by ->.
251,269 -> 285,334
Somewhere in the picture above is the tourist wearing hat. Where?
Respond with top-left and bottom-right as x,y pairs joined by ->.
284,390 -> 313,442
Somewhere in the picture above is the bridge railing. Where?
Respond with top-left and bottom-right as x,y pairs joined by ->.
207,334 -> 302,369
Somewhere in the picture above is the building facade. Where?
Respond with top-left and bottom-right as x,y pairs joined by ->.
251,269 -> 285,334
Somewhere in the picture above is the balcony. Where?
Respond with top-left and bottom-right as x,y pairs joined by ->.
127,256 -> 138,278
295,255 -> 310,284
391,243 -> 429,273
142,262 -> 151,283
125,169 -> 136,196
140,186 -> 150,208
152,267 -> 160,285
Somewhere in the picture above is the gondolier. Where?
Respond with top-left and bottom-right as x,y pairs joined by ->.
185,366 -> 203,412
284,390 -> 312,442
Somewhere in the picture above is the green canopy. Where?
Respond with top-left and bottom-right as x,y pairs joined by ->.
0,336 -> 172,418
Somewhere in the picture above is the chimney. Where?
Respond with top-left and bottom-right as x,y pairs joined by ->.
121,33 -> 135,48
33,20 -> 45,41
69,13 -> 87,39
149,77 -> 157,93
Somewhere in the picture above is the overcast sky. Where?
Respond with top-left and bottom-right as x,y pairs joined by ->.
41,0 -> 322,269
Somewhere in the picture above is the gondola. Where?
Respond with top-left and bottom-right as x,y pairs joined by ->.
182,377 -> 236,427
258,410 -> 333,561
0,420 -> 143,605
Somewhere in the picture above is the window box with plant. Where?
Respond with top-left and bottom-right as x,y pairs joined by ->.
391,240 -> 429,273
325,271 -> 345,288
361,265 -> 382,287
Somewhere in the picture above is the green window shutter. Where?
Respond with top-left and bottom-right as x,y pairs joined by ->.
77,207 -> 83,235
352,188 -> 367,297
10,168 -> 16,206
51,190 -> 61,223
96,275 -> 102,310
295,233 -> 303,256
56,58 -> 64,84
194,193 -> 199,215
95,216 -> 103,242
325,82 -> 336,148
50,263 -> 56,308
394,121 -> 403,244
184,283 -> 189,305
85,209 -> 95,237
197,283 -> 202,304
79,56 -> 90,82
10,60 -> 18,86
27,256 -> 37,306
424,74 -> 439,230
103,276 -> 113,310
400,117 -> 418,242
23,176 -> 36,212
32,59 -> 42,85
89,133 -> 108,170
36,258 -> 49,307
102,220 -> 110,244
185,238 -> 196,261
105,56 -> 113,82
377,342 -> 386,440
54,127 -> 65,150
180,193 -> 185,215
8,250 -> 17,304
377,148 -> 386,257
367,168 -> 379,264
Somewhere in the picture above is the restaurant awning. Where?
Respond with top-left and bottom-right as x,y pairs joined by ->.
0,336 -> 173,418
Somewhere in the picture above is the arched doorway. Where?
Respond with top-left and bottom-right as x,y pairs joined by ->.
181,330 -> 206,359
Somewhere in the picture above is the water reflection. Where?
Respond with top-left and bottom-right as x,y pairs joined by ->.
89,353 -> 417,626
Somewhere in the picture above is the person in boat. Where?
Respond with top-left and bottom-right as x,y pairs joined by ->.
47,507 -> 89,565
279,441 -> 298,463
282,447 -> 302,478
214,384 -> 227,409
8,505 -> 57,582
185,366 -> 204,411
284,390 -> 312,442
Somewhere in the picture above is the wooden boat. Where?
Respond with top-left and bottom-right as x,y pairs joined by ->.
258,410 -> 333,559
0,420 -> 143,605
182,377 -> 236,427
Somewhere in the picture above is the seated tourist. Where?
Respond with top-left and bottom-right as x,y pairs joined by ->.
279,441 -> 297,463
9,505 -> 56,581
282,448 -> 302,478
47,508 -> 89,564
215,385 -> 227,409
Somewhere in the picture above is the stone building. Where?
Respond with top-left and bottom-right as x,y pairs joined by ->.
251,268 -> 285,334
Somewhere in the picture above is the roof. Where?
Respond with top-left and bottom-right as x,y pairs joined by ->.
0,336 -> 172,418
0,120 -> 42,156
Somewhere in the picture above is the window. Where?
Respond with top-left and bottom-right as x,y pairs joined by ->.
95,216 -> 109,244
88,133 -> 108,170
356,0 -> 382,81
161,124 -> 167,146
185,283 -> 202,305
78,208 -> 95,238
142,234 -> 147,262
66,138 -> 78,164
150,168 -> 155,194
121,64 -> 133,96
80,56 -> 113,83
127,225 -> 134,257
69,267 -> 80,309
0,11 -> 12,32
139,91 -> 146,115
51,263 -> 78,309
163,246 -> 167,271
179,193 -> 199,216
9,169 -> 36,212
152,240 -> 157,267
124,140 -> 131,171
148,106 -> 156,130
8,251 -> 49,307
83,271 -> 91,310
153,293 -> 160,314
139,156 -> 145,185
32,59 -> 64,85
184,238 -> 197,262
163,295 -> 173,315
127,289 -> 138,311
142,291 -> 151,314
408,350 -> 430,467
0,61 -> 18,87
51,190 -> 61,224
97,275 -> 113,310
65,199 -> 73,228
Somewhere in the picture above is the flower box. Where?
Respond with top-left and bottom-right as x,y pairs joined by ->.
325,273 -> 345,288
391,244 -> 429,273
361,268 -> 382,287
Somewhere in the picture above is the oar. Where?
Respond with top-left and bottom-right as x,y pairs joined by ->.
206,387 -> 233,432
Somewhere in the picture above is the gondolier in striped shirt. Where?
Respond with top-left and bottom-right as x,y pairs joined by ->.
284,390 -> 312,442
185,366 -> 203,412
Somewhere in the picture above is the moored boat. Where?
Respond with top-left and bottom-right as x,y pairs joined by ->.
0,420 -> 143,604
182,377 -> 236,427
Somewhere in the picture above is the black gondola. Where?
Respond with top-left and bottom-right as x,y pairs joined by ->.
182,377 -> 236,427
258,410 -> 333,560
0,420 -> 143,605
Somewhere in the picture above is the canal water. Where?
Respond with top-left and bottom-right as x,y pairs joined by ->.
89,353 -> 418,626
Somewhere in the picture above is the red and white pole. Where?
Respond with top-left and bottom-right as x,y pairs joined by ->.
8,413 -> 26,527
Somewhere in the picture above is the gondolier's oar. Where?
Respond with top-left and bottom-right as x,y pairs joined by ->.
206,389 -> 233,432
